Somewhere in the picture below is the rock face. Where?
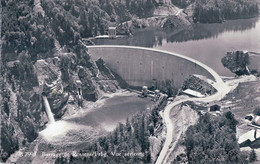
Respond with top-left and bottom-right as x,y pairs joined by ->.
181,75 -> 217,95
221,51 -> 250,76
118,14 -> 191,33
163,15 -> 191,31
0,46 -> 124,162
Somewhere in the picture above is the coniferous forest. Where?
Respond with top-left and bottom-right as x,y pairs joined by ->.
192,0 -> 259,23
184,112 -> 248,163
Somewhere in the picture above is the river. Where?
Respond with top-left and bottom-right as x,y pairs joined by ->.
93,17 -> 260,76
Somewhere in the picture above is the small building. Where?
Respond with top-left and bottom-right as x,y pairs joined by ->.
155,90 -> 160,96
245,114 -> 254,121
108,27 -> 116,38
76,80 -> 83,107
182,89 -> 205,98
238,129 -> 260,147
141,86 -> 148,97
252,116 -> 260,126
154,89 -> 160,101
209,104 -> 221,111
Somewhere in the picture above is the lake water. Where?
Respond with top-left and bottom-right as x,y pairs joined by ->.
93,17 -> 260,76
66,92 -> 152,131
40,91 -> 153,146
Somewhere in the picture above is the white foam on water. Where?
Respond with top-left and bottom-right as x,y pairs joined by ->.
39,120 -> 87,142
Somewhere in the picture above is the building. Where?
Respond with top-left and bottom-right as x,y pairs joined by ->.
141,86 -> 148,97
154,89 -> 160,101
108,27 -> 116,38
238,129 -> 260,147
76,80 -> 83,107
253,116 -> 260,126
209,104 -> 221,111
245,114 -> 254,121
182,89 -> 205,98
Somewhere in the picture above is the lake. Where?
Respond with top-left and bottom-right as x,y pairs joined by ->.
66,92 -> 152,131
40,91 -> 153,147
93,17 -> 260,76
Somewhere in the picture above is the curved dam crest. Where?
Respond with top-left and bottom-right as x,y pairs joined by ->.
87,45 -> 224,90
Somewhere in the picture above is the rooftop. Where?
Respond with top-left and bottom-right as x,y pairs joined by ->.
182,89 -> 205,98
108,27 -> 116,30
238,129 -> 260,144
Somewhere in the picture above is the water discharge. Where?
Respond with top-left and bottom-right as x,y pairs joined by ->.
42,96 -> 55,124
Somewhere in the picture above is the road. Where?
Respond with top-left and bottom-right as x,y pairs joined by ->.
156,89 -> 230,164
156,76 -> 231,164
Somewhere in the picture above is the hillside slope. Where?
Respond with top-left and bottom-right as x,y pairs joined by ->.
0,0 -> 125,162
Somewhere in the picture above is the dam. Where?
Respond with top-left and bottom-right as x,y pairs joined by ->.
87,45 -> 223,90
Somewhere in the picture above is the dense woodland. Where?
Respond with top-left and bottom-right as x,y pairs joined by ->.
184,112 -> 250,163
55,96 -> 167,164
171,0 -> 259,23
1,0 -> 160,62
193,0 -> 259,23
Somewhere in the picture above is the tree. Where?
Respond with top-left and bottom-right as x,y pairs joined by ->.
126,118 -> 131,132
185,111 -> 245,163
249,149 -> 257,162
253,106 -> 260,116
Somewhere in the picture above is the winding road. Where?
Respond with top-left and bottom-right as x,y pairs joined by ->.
155,63 -> 230,164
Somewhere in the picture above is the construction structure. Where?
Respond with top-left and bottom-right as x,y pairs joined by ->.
238,129 -> 260,147
141,86 -> 148,97
76,80 -> 83,107
108,27 -> 116,38
154,89 -> 160,101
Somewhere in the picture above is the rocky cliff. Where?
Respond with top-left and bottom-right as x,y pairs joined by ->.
117,12 -> 191,33
181,75 -> 217,96
0,45 -> 124,162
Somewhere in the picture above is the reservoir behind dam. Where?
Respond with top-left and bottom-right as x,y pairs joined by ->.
93,17 -> 260,76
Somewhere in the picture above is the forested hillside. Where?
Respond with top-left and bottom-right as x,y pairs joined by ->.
1,0 -> 160,54
184,112 -> 249,163
192,0 -> 259,23
1,0 -> 159,60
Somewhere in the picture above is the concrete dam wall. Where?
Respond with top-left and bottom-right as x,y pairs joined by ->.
87,45 -> 219,89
